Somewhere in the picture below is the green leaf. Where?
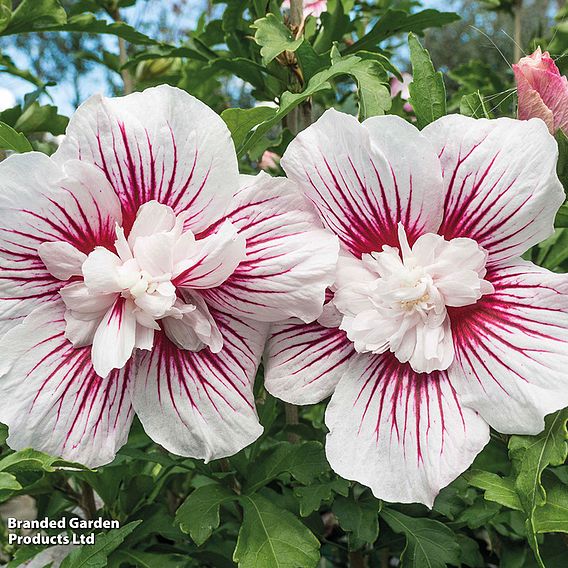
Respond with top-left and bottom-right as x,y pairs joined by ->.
176,483 -> 237,546
555,129 -> 568,190
0,121 -> 32,152
222,106 -> 277,149
464,470 -> 523,511
0,471 -> 22,503
0,448 -> 85,473
533,480 -> 568,534
313,0 -> 349,54
110,550 -> 192,568
2,0 -> 66,35
344,9 -> 460,55
252,13 -> 303,65
13,102 -> 68,135
224,50 -> 390,156
408,33 -> 446,129
0,1 -> 158,45
460,92 -> 491,119
59,521 -> 142,568
456,534 -> 484,568
509,409 -> 568,567
329,47 -> 391,121
0,0 -> 11,34
294,478 -> 349,517
233,493 -> 320,568
555,204 -> 568,228
245,441 -> 329,493
381,508 -> 461,568
332,494 -> 380,550
62,14 -> 159,45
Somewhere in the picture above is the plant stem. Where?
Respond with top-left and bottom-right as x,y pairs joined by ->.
289,0 -> 303,31
109,7 -> 134,94
285,402 -> 300,443
79,481 -> 97,520
285,0 -> 312,134
348,550 -> 368,568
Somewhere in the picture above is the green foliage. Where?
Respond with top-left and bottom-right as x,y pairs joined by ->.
381,508 -> 461,568
464,470 -> 523,511
460,91 -> 491,119
233,493 -> 320,568
3,0 -> 67,35
245,441 -> 329,492
294,477 -> 349,516
59,521 -> 142,568
408,33 -> 446,128
222,47 -> 390,156
332,493 -> 381,549
509,410 -> 568,567
176,483 -> 237,546
0,121 -> 31,152
344,9 -> 460,54
252,13 -> 303,65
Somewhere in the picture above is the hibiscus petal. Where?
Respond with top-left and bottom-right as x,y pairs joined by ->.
162,293 -> 223,353
130,310 -> 267,461
173,220 -> 246,289
202,173 -> 339,323
264,319 -> 355,404
92,297 -> 137,377
0,154 -> 121,336
128,201 -> 176,245
53,85 -> 239,233
133,233 -> 175,277
514,66 -> 555,133
0,303 -> 133,468
448,259 -> 568,434
422,115 -> 564,264
325,353 -> 489,506
81,247 -> 123,294
37,241 -> 86,280
60,282 -> 117,314
281,109 -> 444,256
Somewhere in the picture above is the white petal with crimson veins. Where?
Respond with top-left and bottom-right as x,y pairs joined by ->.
53,85 -> 239,233
264,318 -> 355,404
0,154 -> 121,336
325,353 -> 489,507
422,115 -> 564,263
37,241 -> 86,280
130,310 -> 268,461
0,303 -> 133,468
281,110 -> 444,256
173,220 -> 246,289
448,259 -> 568,434
203,173 -> 339,323
91,297 -> 137,378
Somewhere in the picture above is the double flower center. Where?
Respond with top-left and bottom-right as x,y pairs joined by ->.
333,225 -> 494,374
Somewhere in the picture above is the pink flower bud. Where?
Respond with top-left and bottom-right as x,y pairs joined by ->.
258,150 -> 280,171
390,73 -> 413,113
513,47 -> 568,135
281,0 -> 327,18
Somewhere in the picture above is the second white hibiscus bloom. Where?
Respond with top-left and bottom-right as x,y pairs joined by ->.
264,109 -> 568,506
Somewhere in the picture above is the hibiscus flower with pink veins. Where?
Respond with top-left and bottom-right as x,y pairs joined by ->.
0,85 -> 339,468
264,108 -> 568,506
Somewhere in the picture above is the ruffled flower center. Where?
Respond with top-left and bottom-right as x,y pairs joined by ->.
334,224 -> 494,373
39,200 -> 246,377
